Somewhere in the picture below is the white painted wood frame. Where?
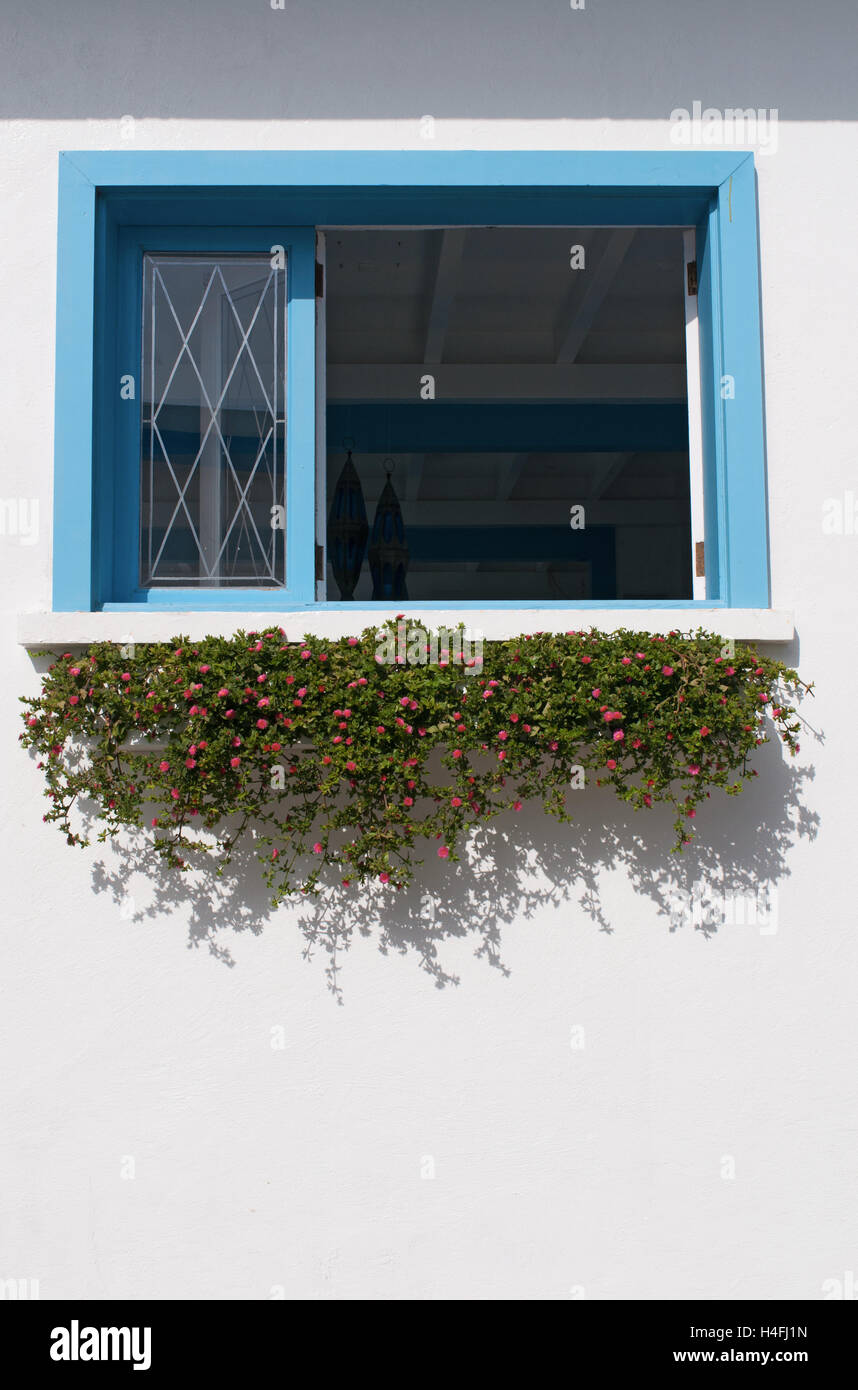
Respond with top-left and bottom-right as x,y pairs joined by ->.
683,228 -> 707,601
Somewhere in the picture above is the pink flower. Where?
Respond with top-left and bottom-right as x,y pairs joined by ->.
686,808 -> 696,818
758,693 -> 768,702
621,656 -> 631,664
300,650 -> 311,660
230,756 -> 241,768
726,666 -> 736,676
151,817 -> 159,827
121,673 -> 130,682
403,797 -> 414,807
606,758 -> 617,770
591,688 -> 601,697
257,673 -> 267,683
510,713 -> 519,723
700,726 -> 711,737
313,842 -> 323,854
451,796 -> 462,807
636,652 -> 646,659
69,667 -> 80,676
256,719 -> 268,729
498,731 -> 508,741
26,715 -> 37,726
376,725 -> 385,734
348,637 -> 359,646
687,765 -> 700,775
217,688 -> 229,698
613,729 -> 625,742
68,695 -> 79,705
319,654 -> 328,662
185,758 -> 196,769
170,788 -> 180,799
662,665 -> 674,677
581,655 -> 592,664
452,749 -> 462,759
297,687 -> 307,698
258,696 -> 270,707
643,794 -> 652,808
158,760 -> 170,772
438,846 -> 450,859
345,761 -> 357,772
379,872 -> 390,883
513,800 -> 522,811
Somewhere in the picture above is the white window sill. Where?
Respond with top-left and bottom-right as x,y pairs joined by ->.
18,608 -> 795,647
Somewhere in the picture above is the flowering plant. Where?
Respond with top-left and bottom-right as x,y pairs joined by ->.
20,622 -> 810,902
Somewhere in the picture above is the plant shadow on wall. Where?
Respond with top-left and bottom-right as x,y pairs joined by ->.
89,749 -> 817,1000
20,625 -> 818,1001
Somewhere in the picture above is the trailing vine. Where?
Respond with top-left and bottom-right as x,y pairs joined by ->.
19,622 -> 810,903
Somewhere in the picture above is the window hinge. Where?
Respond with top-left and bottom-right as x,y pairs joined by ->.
695,541 -> 705,577
315,261 -> 324,297
315,543 -> 325,581
687,260 -> 698,296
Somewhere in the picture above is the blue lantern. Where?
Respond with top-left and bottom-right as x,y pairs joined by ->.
327,448 -> 368,600
368,459 -> 409,601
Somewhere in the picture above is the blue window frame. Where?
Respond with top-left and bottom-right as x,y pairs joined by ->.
53,151 -> 768,612
106,226 -> 314,606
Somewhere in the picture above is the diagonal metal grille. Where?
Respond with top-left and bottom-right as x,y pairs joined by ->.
140,254 -> 287,587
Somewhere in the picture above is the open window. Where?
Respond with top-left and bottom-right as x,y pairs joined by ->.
322,225 -> 705,603
46,151 -> 773,627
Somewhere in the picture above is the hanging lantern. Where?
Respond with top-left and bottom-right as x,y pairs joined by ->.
368,459 -> 409,601
327,447 -> 368,600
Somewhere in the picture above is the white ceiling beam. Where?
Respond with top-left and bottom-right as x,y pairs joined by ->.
554,229 -> 637,364
424,228 -> 468,364
400,500 -> 689,527
327,361 -> 686,401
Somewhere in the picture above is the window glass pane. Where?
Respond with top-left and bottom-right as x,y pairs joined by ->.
325,228 -> 692,601
141,254 -> 286,587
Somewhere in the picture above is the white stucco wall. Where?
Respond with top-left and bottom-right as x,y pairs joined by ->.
1,0 -> 856,1301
